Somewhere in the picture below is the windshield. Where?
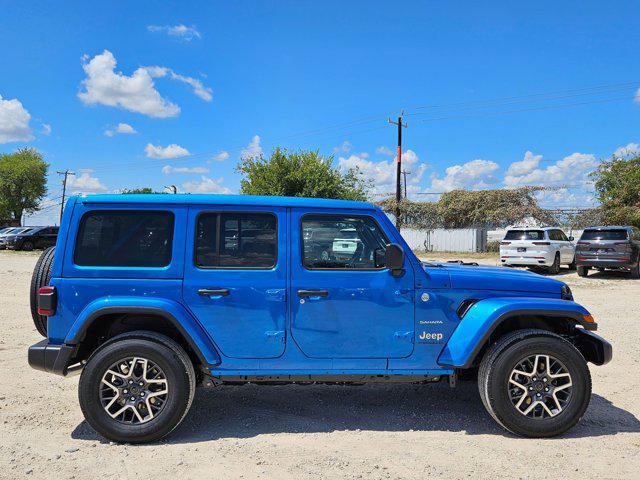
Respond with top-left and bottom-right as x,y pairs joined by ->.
504,230 -> 545,241
580,229 -> 628,241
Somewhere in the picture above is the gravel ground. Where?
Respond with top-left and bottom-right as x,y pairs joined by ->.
1,250 -> 639,480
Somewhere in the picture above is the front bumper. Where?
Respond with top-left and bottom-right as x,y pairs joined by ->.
28,339 -> 78,376
574,329 -> 613,366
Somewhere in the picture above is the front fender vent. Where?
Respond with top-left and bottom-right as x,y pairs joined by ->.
457,299 -> 479,318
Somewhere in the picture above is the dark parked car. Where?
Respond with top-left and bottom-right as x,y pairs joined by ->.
5,226 -> 59,251
575,226 -> 640,278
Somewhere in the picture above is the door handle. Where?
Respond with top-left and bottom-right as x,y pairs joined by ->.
297,289 -> 329,298
198,288 -> 230,297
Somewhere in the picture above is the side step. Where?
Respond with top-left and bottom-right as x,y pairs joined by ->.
205,374 -> 442,386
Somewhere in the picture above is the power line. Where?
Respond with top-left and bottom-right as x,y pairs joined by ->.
56,170 -> 75,223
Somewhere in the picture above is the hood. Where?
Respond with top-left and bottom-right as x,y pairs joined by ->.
424,263 -> 564,294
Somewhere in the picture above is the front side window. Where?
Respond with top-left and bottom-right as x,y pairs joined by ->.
75,211 -> 174,267
302,215 -> 388,269
196,212 -> 277,268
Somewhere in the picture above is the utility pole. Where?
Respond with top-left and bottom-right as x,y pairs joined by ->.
165,185 -> 177,194
401,170 -> 411,199
388,113 -> 407,229
56,170 -> 75,223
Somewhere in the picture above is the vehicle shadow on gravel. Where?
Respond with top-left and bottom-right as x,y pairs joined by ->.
71,381 -> 640,443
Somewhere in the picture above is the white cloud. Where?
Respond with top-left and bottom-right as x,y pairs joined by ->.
145,143 -> 191,159
338,148 -> 428,194
182,176 -> 231,194
67,170 -> 107,193
505,151 -> 542,177
104,122 -> 137,137
240,135 -> 263,159
209,150 -> 229,162
430,159 -> 500,192
78,50 -> 180,118
42,124 -> 52,136
162,165 -> 209,174
144,66 -> 212,102
376,146 -> 394,156
147,24 -> 201,41
333,141 -> 352,154
504,152 -> 597,188
0,95 -> 33,143
614,142 -> 639,158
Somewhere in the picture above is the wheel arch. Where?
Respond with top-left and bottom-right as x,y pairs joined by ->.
66,302 -> 221,370
438,298 -> 600,369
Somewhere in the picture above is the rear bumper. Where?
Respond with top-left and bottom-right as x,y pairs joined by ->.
576,258 -> 633,269
28,339 -> 78,376
500,253 -> 554,267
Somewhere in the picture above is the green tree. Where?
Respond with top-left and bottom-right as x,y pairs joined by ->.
378,187 -> 556,229
591,155 -> 640,227
0,148 -> 48,223
237,148 -> 370,200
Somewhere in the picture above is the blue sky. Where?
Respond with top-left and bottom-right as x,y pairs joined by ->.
1,1 -> 639,224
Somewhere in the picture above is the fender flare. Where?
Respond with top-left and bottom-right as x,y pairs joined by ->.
65,297 -> 221,367
437,297 -> 596,368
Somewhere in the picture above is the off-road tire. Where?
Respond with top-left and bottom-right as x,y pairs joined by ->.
577,266 -> 589,277
29,246 -> 55,336
79,332 -> 196,443
478,329 -> 591,438
547,253 -> 561,275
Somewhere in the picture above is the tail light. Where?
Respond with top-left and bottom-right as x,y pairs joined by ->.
37,286 -> 57,316
532,241 -> 550,245
500,241 -> 511,245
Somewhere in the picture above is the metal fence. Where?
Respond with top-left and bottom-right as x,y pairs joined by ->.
400,228 -> 488,253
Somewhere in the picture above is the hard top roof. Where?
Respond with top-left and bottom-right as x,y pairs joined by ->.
583,226 -> 632,230
76,194 -> 375,210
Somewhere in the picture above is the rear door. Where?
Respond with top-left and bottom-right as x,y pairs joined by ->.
182,206 -> 287,359
290,209 -> 415,359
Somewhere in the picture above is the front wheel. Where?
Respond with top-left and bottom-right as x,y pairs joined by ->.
78,332 -> 196,443
478,329 -> 591,437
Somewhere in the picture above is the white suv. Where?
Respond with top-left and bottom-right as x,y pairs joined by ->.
500,227 -> 576,274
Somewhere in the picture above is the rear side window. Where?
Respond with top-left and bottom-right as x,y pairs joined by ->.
504,230 -> 545,240
75,211 -> 174,267
580,229 -> 628,241
195,212 -> 277,268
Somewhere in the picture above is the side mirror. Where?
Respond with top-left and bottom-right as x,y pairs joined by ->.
569,236 -> 574,241
385,243 -> 405,276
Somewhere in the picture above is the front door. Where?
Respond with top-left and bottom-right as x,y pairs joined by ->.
290,209 -> 415,359
183,206 -> 287,359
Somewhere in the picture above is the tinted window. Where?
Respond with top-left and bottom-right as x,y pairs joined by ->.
302,215 -> 388,269
580,229 -> 628,241
75,211 -> 174,266
195,213 -> 276,268
504,230 -> 545,240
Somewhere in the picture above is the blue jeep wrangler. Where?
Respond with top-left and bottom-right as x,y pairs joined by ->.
28,194 -> 612,443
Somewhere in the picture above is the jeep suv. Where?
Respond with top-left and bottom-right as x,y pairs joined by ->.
28,194 -> 611,443
500,227 -> 576,274
575,226 -> 640,278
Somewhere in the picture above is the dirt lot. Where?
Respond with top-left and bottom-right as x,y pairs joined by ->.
1,251 -> 639,480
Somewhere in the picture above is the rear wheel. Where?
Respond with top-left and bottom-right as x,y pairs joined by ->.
630,260 -> 640,279
478,329 -> 591,437
577,266 -> 589,277
29,246 -> 55,336
547,253 -> 561,275
78,332 -> 196,443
